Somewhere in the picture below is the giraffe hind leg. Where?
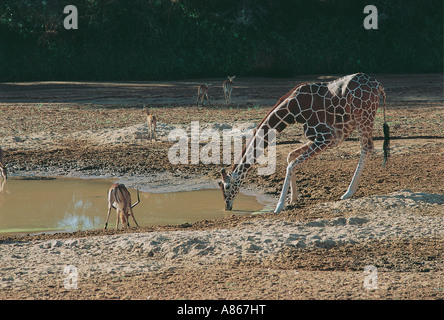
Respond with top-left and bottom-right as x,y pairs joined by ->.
341,135 -> 373,200
341,125 -> 374,200
341,150 -> 369,200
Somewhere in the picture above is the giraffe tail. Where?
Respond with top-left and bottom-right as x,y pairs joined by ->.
379,85 -> 390,167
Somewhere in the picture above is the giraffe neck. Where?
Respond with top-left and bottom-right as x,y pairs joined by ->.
230,121 -> 275,185
229,82 -> 310,190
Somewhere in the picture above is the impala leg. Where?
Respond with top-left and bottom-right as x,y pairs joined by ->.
116,209 -> 121,230
124,212 -> 130,228
105,205 -> 112,229
129,207 -> 139,227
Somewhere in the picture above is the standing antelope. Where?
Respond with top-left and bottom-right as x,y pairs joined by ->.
0,147 -> 7,191
197,83 -> 211,106
105,183 -> 140,230
143,106 -> 157,142
222,75 -> 235,104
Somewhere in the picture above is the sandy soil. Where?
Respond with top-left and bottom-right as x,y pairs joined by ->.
0,74 -> 443,300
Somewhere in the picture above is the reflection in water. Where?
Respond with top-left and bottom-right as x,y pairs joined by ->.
57,213 -> 101,231
0,177 -> 264,235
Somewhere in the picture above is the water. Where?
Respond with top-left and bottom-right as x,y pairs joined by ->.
0,177 -> 264,235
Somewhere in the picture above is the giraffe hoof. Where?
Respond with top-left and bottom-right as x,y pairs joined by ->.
274,202 -> 285,214
340,192 -> 352,200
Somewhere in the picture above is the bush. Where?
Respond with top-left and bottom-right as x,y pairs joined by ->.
0,0 -> 442,81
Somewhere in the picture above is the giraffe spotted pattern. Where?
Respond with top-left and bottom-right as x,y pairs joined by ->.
218,73 -> 390,213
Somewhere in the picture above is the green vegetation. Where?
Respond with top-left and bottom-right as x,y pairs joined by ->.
0,0 -> 442,81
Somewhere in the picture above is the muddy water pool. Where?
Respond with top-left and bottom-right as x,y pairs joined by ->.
0,176 -> 265,235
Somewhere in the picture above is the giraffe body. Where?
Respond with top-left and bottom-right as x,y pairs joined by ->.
218,73 -> 389,213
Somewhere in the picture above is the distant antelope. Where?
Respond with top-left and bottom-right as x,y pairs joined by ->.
196,83 -> 211,107
105,183 -> 140,230
222,75 -> 235,104
143,106 -> 157,142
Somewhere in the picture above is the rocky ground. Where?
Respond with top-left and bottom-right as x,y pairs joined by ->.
0,74 -> 442,300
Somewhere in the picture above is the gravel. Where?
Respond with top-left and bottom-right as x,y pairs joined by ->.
1,190 -> 442,290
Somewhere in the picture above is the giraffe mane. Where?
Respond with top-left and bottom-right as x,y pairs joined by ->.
231,82 -> 308,172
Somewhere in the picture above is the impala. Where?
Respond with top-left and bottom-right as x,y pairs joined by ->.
197,83 -> 211,107
222,76 -> 235,104
143,106 -> 158,141
105,183 -> 140,229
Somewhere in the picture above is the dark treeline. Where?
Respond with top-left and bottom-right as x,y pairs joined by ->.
0,0 -> 442,81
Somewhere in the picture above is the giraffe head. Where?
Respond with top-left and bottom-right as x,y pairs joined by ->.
218,168 -> 241,211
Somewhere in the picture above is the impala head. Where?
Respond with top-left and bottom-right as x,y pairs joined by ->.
218,168 -> 241,211
228,76 -> 235,83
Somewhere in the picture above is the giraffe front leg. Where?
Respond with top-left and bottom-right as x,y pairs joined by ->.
274,165 -> 293,213
286,143 -> 311,205
274,138 -> 333,213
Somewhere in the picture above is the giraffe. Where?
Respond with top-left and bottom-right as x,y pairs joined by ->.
197,83 -> 211,107
218,73 -> 390,213
222,76 -> 235,104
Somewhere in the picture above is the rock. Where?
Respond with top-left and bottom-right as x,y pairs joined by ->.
329,218 -> 347,226
347,217 -> 369,225
51,240 -> 63,248
306,220 -> 326,227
